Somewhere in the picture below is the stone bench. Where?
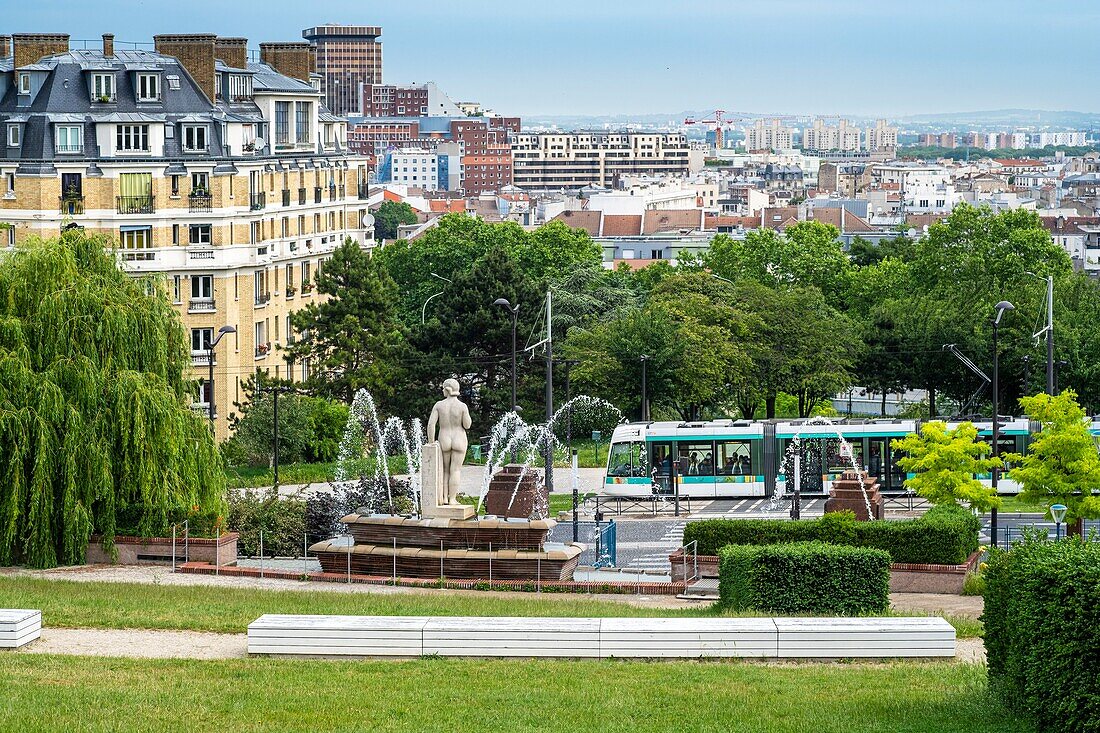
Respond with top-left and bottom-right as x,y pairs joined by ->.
0,610 -> 41,649
247,614 -> 955,659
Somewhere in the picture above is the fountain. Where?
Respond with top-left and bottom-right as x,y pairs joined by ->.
309,381 -> 589,580
765,416 -> 882,520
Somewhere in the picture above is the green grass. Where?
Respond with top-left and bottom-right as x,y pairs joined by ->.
992,496 -> 1049,514
0,576 -> 982,638
0,655 -> 1029,733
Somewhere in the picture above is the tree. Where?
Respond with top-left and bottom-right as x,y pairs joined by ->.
225,391 -> 348,467
0,232 -> 225,568
284,239 -> 404,404
372,200 -> 418,240
1008,391 -> 1100,533
894,422 -> 1002,511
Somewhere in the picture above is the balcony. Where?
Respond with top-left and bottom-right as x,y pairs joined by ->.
117,195 -> 155,214
358,184 -> 370,200
249,192 -> 266,211
59,195 -> 85,215
190,402 -> 213,417
298,187 -> 306,205
188,298 -> 216,313
55,143 -> 83,155
188,193 -> 213,212
191,351 -> 213,365
254,293 -> 271,306
281,189 -> 291,207
314,187 -> 322,204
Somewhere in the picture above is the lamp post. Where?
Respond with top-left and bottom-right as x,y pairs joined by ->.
1050,503 -> 1068,540
207,325 -> 236,426
421,272 -> 452,324
640,354 -> 650,422
990,300 -> 1015,549
493,298 -> 520,414
261,385 -> 293,487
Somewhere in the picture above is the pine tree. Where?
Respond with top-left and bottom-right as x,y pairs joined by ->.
0,231 -> 225,568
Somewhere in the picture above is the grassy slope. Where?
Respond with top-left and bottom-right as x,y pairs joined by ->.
0,576 -> 982,637
0,655 -> 1028,733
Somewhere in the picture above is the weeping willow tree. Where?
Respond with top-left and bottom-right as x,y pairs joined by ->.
0,231 -> 225,568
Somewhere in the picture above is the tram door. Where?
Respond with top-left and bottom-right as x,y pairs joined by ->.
799,440 -> 824,494
649,441 -> 675,495
866,438 -> 888,489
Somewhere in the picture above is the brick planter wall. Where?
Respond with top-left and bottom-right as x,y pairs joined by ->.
87,533 -> 238,566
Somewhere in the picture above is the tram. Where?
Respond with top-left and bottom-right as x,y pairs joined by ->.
603,417 -> 1036,498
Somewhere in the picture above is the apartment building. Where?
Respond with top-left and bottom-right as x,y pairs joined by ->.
360,81 -> 462,117
744,119 -> 794,151
802,119 -> 861,153
0,32 -> 373,440
302,25 -> 383,116
510,132 -> 691,189
918,133 -> 958,148
864,119 -> 898,152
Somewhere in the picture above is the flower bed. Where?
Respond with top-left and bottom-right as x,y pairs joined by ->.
87,533 -> 238,566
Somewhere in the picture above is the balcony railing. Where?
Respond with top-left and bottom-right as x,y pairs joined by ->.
191,351 -> 213,365
255,293 -> 270,306
188,298 -> 216,313
117,195 -> 155,214
358,184 -> 370,200
250,191 -> 266,211
255,343 -> 271,358
59,195 -> 85,215
298,187 -> 306,205
188,193 -> 213,212
281,189 -> 291,207
314,187 -> 322,204
55,143 -> 83,154
190,402 -> 213,417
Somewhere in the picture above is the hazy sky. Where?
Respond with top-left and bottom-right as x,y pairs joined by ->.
8,0 -> 1100,117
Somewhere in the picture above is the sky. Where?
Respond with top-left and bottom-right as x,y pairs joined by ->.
7,0 -> 1100,117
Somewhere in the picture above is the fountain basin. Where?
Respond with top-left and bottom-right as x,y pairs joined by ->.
339,513 -> 555,550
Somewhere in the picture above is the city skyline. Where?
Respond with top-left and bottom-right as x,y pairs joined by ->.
8,0 -> 1099,117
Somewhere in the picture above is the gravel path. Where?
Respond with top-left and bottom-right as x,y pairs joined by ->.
19,628 -> 248,660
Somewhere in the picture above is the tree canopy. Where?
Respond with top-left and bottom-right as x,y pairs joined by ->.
894,421 -> 1001,511
0,232 -> 224,568
372,200 -> 419,240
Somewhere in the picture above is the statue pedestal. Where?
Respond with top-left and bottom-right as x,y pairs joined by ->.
421,442 -> 474,520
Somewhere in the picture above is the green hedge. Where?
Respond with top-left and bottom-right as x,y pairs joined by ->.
984,536 -> 1100,733
686,504 -> 979,565
718,541 -> 890,614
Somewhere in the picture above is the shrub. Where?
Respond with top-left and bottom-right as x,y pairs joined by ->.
718,541 -> 890,615
686,503 -> 979,565
114,504 -> 224,539
984,535 -> 1100,733
225,489 -> 306,557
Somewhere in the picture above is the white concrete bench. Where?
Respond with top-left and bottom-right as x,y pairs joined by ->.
0,610 -> 41,649
248,614 -> 955,659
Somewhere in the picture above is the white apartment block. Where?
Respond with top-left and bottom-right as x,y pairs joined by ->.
865,119 -> 898,152
744,119 -> 794,151
802,119 -> 861,152
510,132 -> 691,189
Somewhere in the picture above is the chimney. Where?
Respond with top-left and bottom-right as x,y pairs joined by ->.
0,37 -> 10,59
153,33 -> 216,103
259,42 -> 311,83
215,37 -> 247,70
12,33 -> 69,70
309,46 -> 316,74
102,34 -> 114,58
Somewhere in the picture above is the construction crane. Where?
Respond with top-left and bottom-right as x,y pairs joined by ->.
684,110 -> 733,149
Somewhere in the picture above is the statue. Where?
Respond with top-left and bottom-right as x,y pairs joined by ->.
426,378 -> 471,505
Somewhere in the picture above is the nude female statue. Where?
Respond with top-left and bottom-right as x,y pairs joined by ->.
426,378 -> 472,504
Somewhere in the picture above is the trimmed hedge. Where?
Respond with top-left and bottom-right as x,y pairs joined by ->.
718,541 -> 891,614
984,536 -> 1100,733
686,503 -> 979,565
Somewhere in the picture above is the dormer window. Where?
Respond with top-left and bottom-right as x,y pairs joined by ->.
7,124 -> 21,148
137,73 -> 160,102
228,74 -> 252,102
92,73 -> 115,102
18,73 -> 30,95
182,124 -> 208,152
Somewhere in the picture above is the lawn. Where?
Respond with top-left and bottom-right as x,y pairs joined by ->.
0,576 -> 982,637
0,655 -> 1028,733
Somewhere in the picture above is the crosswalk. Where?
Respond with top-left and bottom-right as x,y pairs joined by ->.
699,498 -> 826,518
628,521 -> 687,571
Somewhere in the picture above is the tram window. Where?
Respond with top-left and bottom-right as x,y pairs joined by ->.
678,442 -> 715,476
652,445 -> 673,475
717,440 -> 753,475
607,443 -> 633,476
630,442 -> 648,477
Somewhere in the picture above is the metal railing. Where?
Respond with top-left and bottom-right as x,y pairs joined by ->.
117,195 -> 155,214
882,490 -> 930,512
594,520 -> 617,568
188,193 -> 212,212
249,191 -> 266,210
678,539 -> 699,583
190,351 -> 213,365
59,195 -> 85,215
188,298 -> 215,313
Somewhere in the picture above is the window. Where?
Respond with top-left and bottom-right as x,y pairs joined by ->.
18,73 -> 31,95
254,321 -> 267,354
191,328 -> 213,353
172,224 -> 179,245
172,275 -> 181,303
182,124 -> 207,152
301,261 -> 311,287
285,263 -> 293,290
55,125 -> 82,153
5,173 -> 14,193
191,172 -> 209,194
92,73 -> 115,102
189,224 -> 212,245
119,227 -> 153,260
228,74 -> 252,101
716,440 -> 754,476
191,274 -> 213,299
607,442 -> 647,477
275,102 -> 290,144
295,102 -> 311,143
136,73 -> 159,102
171,175 -> 180,196
7,125 -> 20,148
677,441 -> 716,477
116,125 -> 149,152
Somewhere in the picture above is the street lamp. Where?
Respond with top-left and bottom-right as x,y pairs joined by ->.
1050,503 -> 1068,540
639,354 -> 650,422
421,273 -> 453,324
260,386 -> 293,487
711,273 -> 735,285
207,325 -> 236,426
493,298 -> 520,414
990,300 -> 1014,548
